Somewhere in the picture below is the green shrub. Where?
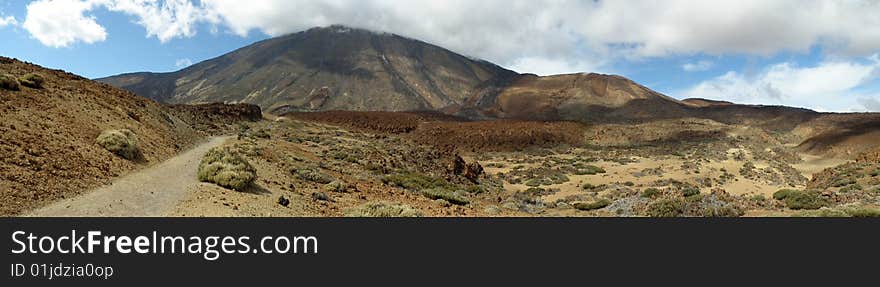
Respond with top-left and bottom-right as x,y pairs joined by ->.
198,146 -> 257,191
681,187 -> 700,197
870,170 -> 879,177
796,206 -> 880,217
382,172 -> 451,190
749,194 -> 767,202
773,189 -> 798,200
573,199 -> 611,211
647,195 -> 743,217
574,165 -> 606,175
19,73 -> 44,89
96,129 -> 139,160
0,74 -> 20,91
839,184 -> 863,193
582,183 -> 596,190
295,167 -> 333,184
782,190 -> 829,210
842,207 -> 880,217
324,180 -> 349,193
344,201 -> 422,217
832,178 -> 857,187
422,188 -> 469,205
524,179 -> 542,187
641,188 -> 661,198
647,198 -> 685,217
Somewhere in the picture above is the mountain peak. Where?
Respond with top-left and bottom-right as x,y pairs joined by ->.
98,27 -> 681,121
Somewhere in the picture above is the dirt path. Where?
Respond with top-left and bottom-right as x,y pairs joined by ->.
25,136 -> 230,217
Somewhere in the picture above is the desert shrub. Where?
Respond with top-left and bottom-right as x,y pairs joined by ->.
796,206 -> 880,217
782,190 -> 829,210
0,74 -> 20,91
96,129 -> 139,160
383,172 -> 451,190
422,188 -> 469,205
647,198 -> 685,217
749,194 -> 767,202
832,178 -> 857,187
839,184 -> 863,193
464,185 -> 486,194
253,129 -> 271,139
19,73 -> 44,89
331,151 -> 359,163
295,167 -> 333,184
524,179 -> 542,187
842,207 -> 880,217
324,180 -> 349,193
681,187 -> 700,197
197,147 -> 257,191
641,188 -> 661,198
871,170 -> 880,177
773,189 -> 799,200
574,165 -> 606,175
344,201 -> 422,217
647,195 -> 743,217
573,199 -> 611,211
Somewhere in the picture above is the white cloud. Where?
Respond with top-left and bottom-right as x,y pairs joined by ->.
196,0 -> 880,73
681,57 -> 880,111
579,0 -> 880,58
103,0 -> 203,43
682,60 -> 713,72
0,15 -> 17,27
175,58 -> 192,68
23,0 -> 107,48
22,0 -> 206,47
18,0 -> 880,75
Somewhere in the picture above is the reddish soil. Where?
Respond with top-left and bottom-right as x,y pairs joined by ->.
285,110 -> 465,134
287,111 -> 586,152
409,121 -> 586,152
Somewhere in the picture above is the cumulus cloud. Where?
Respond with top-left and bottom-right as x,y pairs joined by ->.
102,0 -> 204,42
19,0 -> 880,74
23,0 -> 107,48
682,60 -> 713,72
0,15 -> 17,27
681,57 -> 880,111
22,0 -> 206,47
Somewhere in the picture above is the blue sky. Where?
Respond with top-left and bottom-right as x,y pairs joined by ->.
1,0 -> 879,112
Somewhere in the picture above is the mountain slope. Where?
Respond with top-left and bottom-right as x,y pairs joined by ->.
100,25 -> 691,121
100,25 -> 518,114
0,56 -> 258,215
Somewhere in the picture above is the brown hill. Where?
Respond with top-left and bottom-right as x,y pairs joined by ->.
470,73 -> 688,121
0,56 -> 259,215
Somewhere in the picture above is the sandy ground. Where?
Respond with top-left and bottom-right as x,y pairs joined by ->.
481,150 -> 851,205
24,137 -> 230,217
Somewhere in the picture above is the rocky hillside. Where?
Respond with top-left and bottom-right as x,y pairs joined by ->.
100,25 -> 518,114
99,25 -> 693,121
0,56 -> 259,215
